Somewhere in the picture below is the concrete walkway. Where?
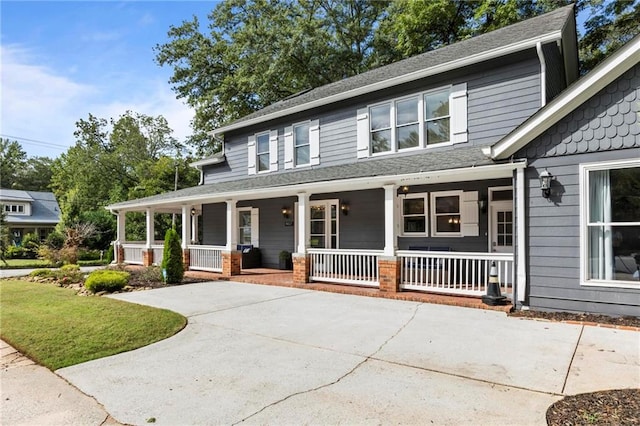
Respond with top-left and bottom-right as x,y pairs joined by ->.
2,280 -> 639,425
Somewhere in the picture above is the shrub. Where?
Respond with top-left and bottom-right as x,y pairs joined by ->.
21,233 -> 40,259
29,268 -> 55,278
78,249 -> 101,261
5,246 -> 25,259
161,228 -> 183,284
45,231 -> 65,249
37,245 -> 63,267
60,264 -> 80,272
84,270 -> 129,293
105,244 -> 114,264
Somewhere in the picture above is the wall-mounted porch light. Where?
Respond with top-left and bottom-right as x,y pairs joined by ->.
401,185 -> 410,193
478,198 -> 487,213
281,207 -> 290,219
340,202 -> 350,216
539,169 -> 554,198
191,207 -> 197,216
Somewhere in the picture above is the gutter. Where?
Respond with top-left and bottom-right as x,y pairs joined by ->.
106,161 -> 527,212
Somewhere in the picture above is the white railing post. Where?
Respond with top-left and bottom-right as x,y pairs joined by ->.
383,185 -> 397,257
191,210 -> 199,244
181,205 -> 191,250
145,208 -> 154,249
226,200 -> 237,251
297,193 -> 309,254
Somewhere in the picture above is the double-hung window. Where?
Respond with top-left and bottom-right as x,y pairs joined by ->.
256,132 -> 270,172
402,195 -> 428,235
248,130 -> 277,175
581,160 -> 640,288
357,83 -> 467,158
424,89 -> 450,145
284,120 -> 320,169
431,191 -> 462,236
294,123 -> 310,166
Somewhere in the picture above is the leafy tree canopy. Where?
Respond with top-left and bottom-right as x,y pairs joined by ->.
50,111 -> 199,231
156,0 -> 638,155
0,138 -> 54,192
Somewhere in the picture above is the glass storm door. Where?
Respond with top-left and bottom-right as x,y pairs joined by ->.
309,202 -> 338,249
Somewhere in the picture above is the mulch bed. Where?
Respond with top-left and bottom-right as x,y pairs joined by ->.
509,309 -> 640,329
547,389 -> 640,425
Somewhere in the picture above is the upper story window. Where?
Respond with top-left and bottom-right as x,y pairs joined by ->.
580,159 -> 640,289
248,130 -> 277,175
357,83 -> 467,159
294,123 -> 310,166
256,132 -> 270,172
285,119 -> 320,169
4,204 -> 26,215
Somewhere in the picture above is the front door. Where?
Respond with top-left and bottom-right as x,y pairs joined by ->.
490,201 -> 513,253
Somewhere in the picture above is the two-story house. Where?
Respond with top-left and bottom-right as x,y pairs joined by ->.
0,188 -> 61,244
106,5 -> 640,316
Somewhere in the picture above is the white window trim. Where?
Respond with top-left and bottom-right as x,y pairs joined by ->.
579,158 -> 640,289
364,84 -> 466,158
309,199 -> 339,249
285,120 -> 320,169
237,207 -> 259,247
255,131 -> 271,174
400,192 -> 429,237
431,190 -> 464,237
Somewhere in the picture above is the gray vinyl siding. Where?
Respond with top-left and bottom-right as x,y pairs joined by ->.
201,203 -> 227,246
397,179 -> 511,252
311,189 -> 385,250
517,63 -> 640,316
542,42 -> 567,102
203,54 -> 542,184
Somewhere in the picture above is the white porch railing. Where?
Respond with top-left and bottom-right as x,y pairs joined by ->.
189,245 -> 224,272
309,249 -> 382,287
398,250 -> 514,298
121,243 -> 144,265
152,244 -> 164,266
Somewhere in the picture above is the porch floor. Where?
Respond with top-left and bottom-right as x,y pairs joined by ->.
185,268 -> 512,313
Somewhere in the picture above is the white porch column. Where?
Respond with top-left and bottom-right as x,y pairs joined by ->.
116,211 -> 126,243
297,193 -> 309,254
383,185 -> 397,256
226,200 -> 237,251
191,211 -> 199,244
516,167 -> 527,303
181,205 -> 191,250
145,208 -> 154,248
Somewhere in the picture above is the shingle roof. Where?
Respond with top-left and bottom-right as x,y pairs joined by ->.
108,145 -> 496,209
214,5 -> 574,135
1,189 -> 61,225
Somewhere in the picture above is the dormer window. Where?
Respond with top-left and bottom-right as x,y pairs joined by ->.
4,204 -> 26,214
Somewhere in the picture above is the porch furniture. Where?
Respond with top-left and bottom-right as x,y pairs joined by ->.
237,245 -> 262,269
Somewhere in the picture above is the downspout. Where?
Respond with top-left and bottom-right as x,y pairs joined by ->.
536,42 -> 547,107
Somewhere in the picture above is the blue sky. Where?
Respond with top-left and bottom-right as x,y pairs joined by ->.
1,1 -> 216,158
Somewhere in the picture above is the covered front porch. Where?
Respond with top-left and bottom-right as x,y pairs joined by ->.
110,161 -> 528,303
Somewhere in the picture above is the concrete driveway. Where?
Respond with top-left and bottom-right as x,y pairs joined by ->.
57,281 -> 639,425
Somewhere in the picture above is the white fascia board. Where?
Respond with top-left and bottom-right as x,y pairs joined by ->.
106,161 -> 526,212
210,33 -> 561,137
490,35 -> 640,160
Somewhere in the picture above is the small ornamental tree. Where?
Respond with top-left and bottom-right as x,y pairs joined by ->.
161,228 -> 184,284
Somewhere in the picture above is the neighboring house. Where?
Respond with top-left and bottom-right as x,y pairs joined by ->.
106,6 -> 639,315
0,189 -> 61,244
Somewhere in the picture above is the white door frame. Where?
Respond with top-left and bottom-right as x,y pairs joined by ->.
488,186 -> 514,253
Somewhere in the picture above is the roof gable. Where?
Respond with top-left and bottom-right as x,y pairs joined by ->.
487,33 -> 640,160
212,5 -> 575,137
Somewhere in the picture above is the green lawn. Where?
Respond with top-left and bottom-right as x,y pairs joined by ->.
0,280 -> 187,370
1,258 -> 52,269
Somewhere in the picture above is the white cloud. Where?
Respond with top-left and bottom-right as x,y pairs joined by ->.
0,44 -> 194,158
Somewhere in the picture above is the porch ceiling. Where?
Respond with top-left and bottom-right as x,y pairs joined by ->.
107,145 -> 526,212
